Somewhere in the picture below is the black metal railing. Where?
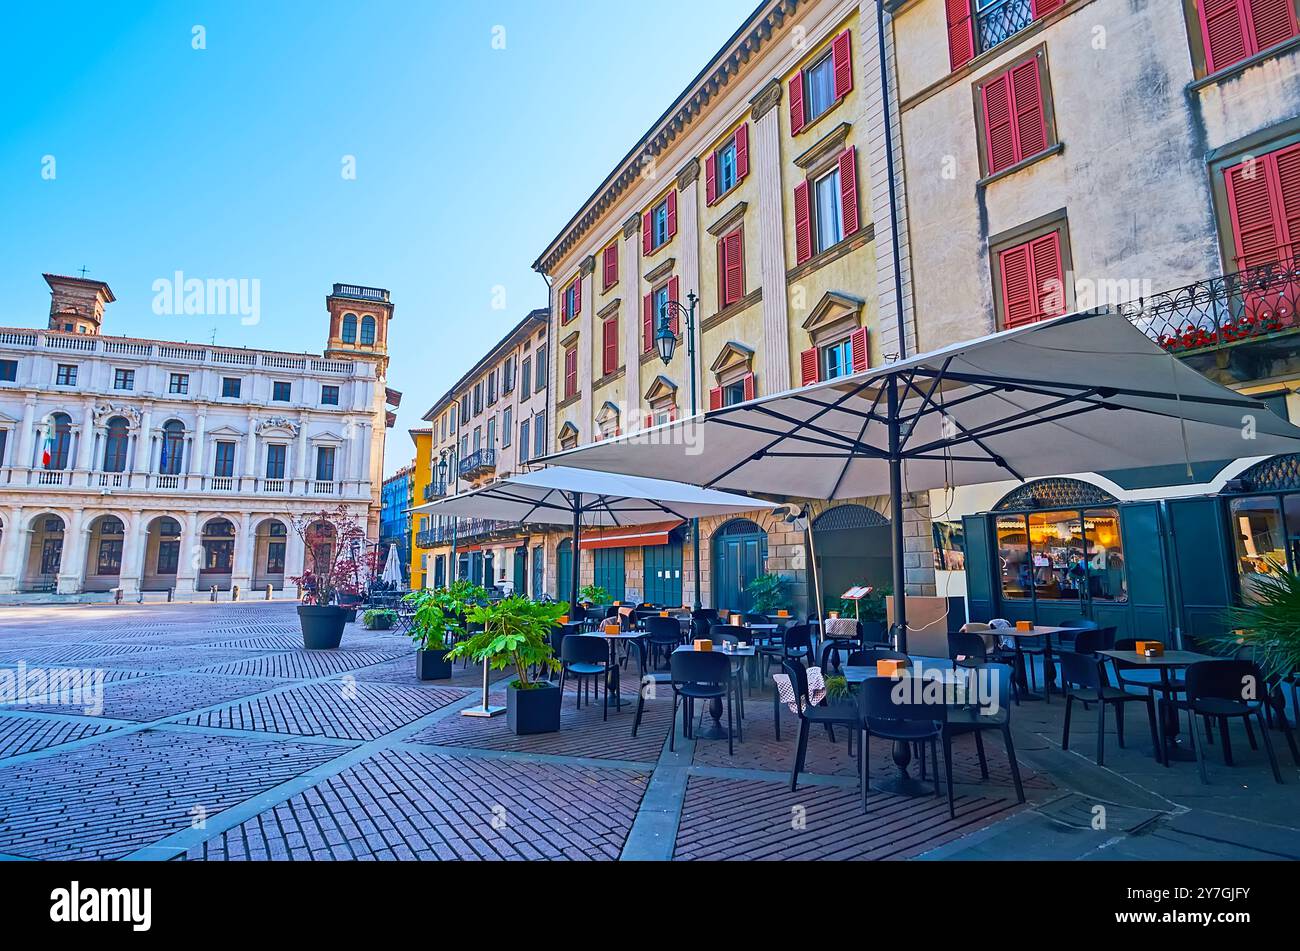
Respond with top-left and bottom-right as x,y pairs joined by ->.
458,448 -> 497,477
1118,255 -> 1300,355
422,481 -> 448,502
976,0 -> 1034,55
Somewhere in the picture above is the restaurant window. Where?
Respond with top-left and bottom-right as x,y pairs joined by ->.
995,506 -> 1127,603
1227,493 -> 1300,599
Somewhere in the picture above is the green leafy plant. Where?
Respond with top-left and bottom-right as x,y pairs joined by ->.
444,596 -> 567,690
745,573 -> 787,614
824,674 -> 852,704
1211,567 -> 1300,680
362,609 -> 397,630
403,579 -> 489,652
824,585 -> 890,624
579,584 -> 610,606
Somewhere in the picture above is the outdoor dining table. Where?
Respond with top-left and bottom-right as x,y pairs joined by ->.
581,630 -> 648,711
992,626 -> 1075,702
1097,648 -> 1216,762
673,642 -> 756,740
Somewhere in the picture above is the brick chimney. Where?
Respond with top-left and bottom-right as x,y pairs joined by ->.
43,273 -> 115,335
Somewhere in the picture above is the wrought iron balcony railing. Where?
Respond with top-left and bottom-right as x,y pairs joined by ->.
458,448 -> 497,478
422,481 -> 448,502
1118,255 -> 1300,355
976,0 -> 1034,56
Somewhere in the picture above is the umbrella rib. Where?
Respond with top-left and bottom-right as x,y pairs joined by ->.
928,369 -> 1262,410
711,415 -> 890,458
904,386 -> 1106,457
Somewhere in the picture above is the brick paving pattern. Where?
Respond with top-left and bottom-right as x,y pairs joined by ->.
0,713 -> 120,760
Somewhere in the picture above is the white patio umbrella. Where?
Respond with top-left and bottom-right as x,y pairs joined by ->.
541,311 -> 1300,649
381,543 -> 403,587
411,466 -> 775,610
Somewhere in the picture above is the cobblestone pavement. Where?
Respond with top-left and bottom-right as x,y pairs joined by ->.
0,602 -> 1060,861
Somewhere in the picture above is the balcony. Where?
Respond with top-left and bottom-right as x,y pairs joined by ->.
423,481 -> 449,502
458,448 -> 497,479
975,0 -> 1033,56
416,529 -> 439,548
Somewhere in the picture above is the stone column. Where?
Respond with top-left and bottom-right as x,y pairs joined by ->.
56,509 -> 88,595
188,411 -> 207,488
577,255 -> 596,443
750,79 -> 793,392
118,512 -> 147,595
134,410 -> 154,474
621,213 -> 644,427
231,512 -> 255,593
76,400 -> 96,471
16,397 -> 36,470
351,421 -> 369,484
903,493 -> 937,596
285,519 -> 306,592
676,159 -> 703,408
176,512 -> 201,596
243,415 -> 258,489
295,417 -> 310,493
0,506 -> 24,593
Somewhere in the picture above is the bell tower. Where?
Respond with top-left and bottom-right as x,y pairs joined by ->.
325,283 -> 394,373
44,273 -> 114,335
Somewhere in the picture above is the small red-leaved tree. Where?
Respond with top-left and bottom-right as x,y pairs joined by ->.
290,506 -> 368,605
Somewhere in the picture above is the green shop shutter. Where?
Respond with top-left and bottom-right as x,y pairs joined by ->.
962,515 -> 995,623
1166,496 -> 1234,648
1113,502 -> 1171,641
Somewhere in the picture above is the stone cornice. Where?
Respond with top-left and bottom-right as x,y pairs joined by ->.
579,255 -> 596,277
749,78 -> 783,121
707,200 -> 749,237
533,0 -> 803,276
597,298 -> 622,320
676,158 -> 700,191
793,121 -> 852,172
622,214 -> 641,239
644,258 -> 677,284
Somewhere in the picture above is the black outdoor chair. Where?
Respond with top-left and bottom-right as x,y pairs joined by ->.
1070,626 -> 1116,655
1232,645 -> 1300,766
781,659 -> 861,792
949,632 -> 991,667
859,675 -> 952,817
1059,647 -> 1161,766
1170,660 -> 1284,784
820,620 -> 866,671
859,620 -> 889,646
1054,615 -> 1099,651
644,615 -> 685,670
559,635 -> 612,720
670,650 -> 737,756
943,663 -> 1026,804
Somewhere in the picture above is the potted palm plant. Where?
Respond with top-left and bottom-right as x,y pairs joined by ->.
446,595 -> 567,735
1212,567 -> 1300,681
290,507 -> 367,650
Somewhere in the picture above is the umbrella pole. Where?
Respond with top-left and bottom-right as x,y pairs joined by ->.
888,378 -> 908,653
570,492 -> 581,611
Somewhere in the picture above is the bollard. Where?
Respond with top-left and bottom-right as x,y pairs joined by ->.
113,588 -> 123,605
210,586 -> 218,602
167,587 -> 174,603
232,584 -> 240,602
265,584 -> 273,601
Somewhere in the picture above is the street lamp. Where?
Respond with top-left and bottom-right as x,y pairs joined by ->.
654,291 -> 705,612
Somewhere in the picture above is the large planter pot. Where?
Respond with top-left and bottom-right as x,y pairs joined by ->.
416,649 -> 454,681
297,605 -> 347,650
507,681 -> 561,736
344,608 -> 358,624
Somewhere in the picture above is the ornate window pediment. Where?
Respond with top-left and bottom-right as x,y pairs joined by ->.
256,417 -> 301,437
644,375 -> 679,405
801,290 -> 865,345
709,341 -> 755,383
93,403 -> 142,428
558,420 -> 580,449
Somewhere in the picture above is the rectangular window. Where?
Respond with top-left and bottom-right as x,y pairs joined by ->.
0,360 -> 15,382
272,381 -> 291,401
534,345 -> 547,392
519,419 -> 530,461
602,316 -> 619,376
203,540 -> 233,573
315,446 -> 336,482
266,444 -> 287,479
790,30 -> 852,135
97,539 -> 123,576
563,344 -> 578,398
0,429 -> 6,467
822,339 -> 853,380
321,384 -> 340,406
486,415 -> 496,451
805,52 -> 837,124
717,228 -> 745,308
502,406 -> 513,447
996,508 -> 1127,603
169,373 -> 189,394
473,382 -> 483,415
1198,0 -> 1299,74
1223,141 -> 1300,270
114,368 -> 134,391
56,364 -> 77,386
215,441 -> 236,477
534,412 -> 546,455
488,369 -> 498,405
221,377 -> 241,398
473,426 -> 482,452
157,541 -> 179,574
997,229 -> 1066,328
978,52 -> 1050,177
602,244 -> 619,289
714,374 -> 756,408
521,356 -> 532,396
652,201 -> 669,248
718,141 -> 738,195
266,541 -> 286,574
562,281 -> 581,323
503,356 -> 516,393
814,167 -> 843,254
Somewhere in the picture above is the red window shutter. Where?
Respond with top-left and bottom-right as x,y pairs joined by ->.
1030,232 -> 1065,319
644,414 -> 654,429
602,318 -> 618,376
559,288 -> 568,323
724,230 -> 744,306
668,405 -> 678,422
1225,152 -> 1287,269
706,151 -> 718,206
642,293 -> 654,352
946,0 -> 975,72
742,372 -> 756,401
794,180 -> 813,264
789,71 -> 806,135
999,244 -> 1035,328
716,237 -> 727,311
849,327 -> 870,373
573,277 -> 582,316
839,147 -> 860,237
1010,58 -> 1047,162
981,72 -> 1016,175
563,346 -> 577,397
603,245 -> 617,289
667,190 -> 678,240
1275,144 -> 1300,255
832,29 -> 853,100
800,347 -> 820,386
1031,0 -> 1064,17
1248,0 -> 1300,56
1200,0 -> 1251,72
708,386 -> 723,410
735,123 -> 749,180
643,211 -> 653,256
668,276 -> 680,333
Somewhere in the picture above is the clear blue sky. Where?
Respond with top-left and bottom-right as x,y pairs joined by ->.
0,0 -> 758,474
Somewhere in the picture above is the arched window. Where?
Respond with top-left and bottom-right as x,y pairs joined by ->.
360,315 -> 377,345
160,420 -> 185,475
156,517 -> 181,537
47,413 -> 73,470
102,417 -> 129,473
341,313 -> 358,343
201,518 -> 235,574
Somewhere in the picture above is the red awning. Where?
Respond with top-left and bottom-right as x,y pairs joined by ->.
578,520 -> 683,550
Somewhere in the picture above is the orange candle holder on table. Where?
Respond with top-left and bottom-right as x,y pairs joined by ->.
876,658 -> 909,677
776,609 -> 789,618
1015,620 -> 1034,632
557,615 -> 569,624
603,623 -> 621,636
730,614 -> 741,625
659,610 -> 669,617
1136,640 -> 1164,657
693,639 -> 713,652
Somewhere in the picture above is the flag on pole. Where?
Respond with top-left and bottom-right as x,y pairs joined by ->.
159,434 -> 169,472
41,428 -> 54,468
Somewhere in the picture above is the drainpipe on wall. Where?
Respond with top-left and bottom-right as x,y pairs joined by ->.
878,0 -> 908,361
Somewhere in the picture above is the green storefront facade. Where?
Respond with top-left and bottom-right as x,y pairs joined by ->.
961,455 -> 1300,647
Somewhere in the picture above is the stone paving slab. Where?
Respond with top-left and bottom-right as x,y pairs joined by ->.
0,642 -> 170,665
7,672 -> 281,721
0,713 -> 122,760
185,748 -> 648,861
177,681 -> 471,740
0,729 -> 341,860
196,649 -> 408,680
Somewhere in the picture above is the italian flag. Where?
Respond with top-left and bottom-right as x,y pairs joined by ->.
41,428 -> 54,468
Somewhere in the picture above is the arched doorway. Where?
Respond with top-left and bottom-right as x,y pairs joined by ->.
711,518 -> 767,612
513,545 -> 528,595
254,518 -> 288,590
810,504 -> 892,613
143,516 -> 182,591
82,515 -> 126,592
556,538 -> 573,602
22,513 -> 65,592
201,517 -> 237,591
